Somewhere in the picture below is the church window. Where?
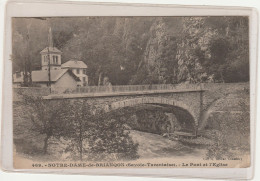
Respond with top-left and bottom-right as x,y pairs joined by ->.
52,55 -> 58,64
53,56 -> 56,64
45,55 -> 49,62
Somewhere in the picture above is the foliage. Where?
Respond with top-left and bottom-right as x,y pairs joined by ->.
205,130 -> 234,160
22,94 -> 70,154
204,98 -> 250,159
12,17 -> 249,85
20,97 -> 139,161
87,110 -> 139,161
53,100 -> 140,161
58,100 -> 95,161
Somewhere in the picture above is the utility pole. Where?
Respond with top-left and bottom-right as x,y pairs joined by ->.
48,47 -> 51,93
47,27 -> 52,93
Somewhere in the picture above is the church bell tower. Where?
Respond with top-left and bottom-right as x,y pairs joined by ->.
40,27 -> 62,70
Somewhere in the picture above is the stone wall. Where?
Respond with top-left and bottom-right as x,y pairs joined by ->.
198,82 -> 249,130
201,82 -> 249,109
13,87 -> 51,102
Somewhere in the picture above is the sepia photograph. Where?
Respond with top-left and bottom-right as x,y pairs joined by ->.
11,16 -> 250,169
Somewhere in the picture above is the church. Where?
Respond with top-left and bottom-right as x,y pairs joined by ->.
13,28 -> 89,89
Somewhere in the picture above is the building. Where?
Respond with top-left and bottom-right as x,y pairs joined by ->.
40,27 -> 62,71
31,69 -> 80,89
40,47 -> 62,70
38,27 -> 88,87
13,71 -> 24,87
13,69 -> 80,90
61,60 -> 88,86
13,27 -> 88,89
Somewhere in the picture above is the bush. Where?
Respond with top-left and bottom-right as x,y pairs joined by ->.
21,95 -> 70,154
60,101 -> 139,161
87,112 -> 139,161
205,130 -> 234,160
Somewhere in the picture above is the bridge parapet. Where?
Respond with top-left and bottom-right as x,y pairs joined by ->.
50,83 -> 204,95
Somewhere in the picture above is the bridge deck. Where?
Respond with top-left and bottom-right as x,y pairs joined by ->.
43,88 -> 205,100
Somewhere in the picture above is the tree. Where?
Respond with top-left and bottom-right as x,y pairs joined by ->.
22,95 -> 70,154
87,110 -> 139,161
12,18 -> 50,85
57,101 -> 139,161
175,17 -> 210,83
60,100 -> 95,161
160,36 -> 179,83
202,17 -> 249,83
12,17 -> 249,85
205,38 -> 230,82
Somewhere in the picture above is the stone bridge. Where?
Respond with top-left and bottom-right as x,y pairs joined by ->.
44,84 -> 205,127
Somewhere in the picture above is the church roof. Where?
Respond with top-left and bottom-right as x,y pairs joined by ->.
61,60 -> 88,69
32,69 -> 80,83
40,47 -> 62,54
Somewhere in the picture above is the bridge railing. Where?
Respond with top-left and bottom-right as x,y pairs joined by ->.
13,83 -> 249,100
51,84 -> 204,94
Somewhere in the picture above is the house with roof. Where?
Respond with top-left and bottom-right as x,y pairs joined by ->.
13,27 -> 87,89
61,60 -> 88,86
31,69 -> 80,88
13,67 -> 81,90
13,71 -> 24,87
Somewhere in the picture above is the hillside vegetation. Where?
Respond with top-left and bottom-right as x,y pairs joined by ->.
12,17 -> 249,86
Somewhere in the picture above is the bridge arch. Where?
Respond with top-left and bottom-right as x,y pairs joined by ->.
104,97 -> 198,126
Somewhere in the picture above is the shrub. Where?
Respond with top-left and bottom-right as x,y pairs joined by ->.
60,101 -> 139,161
87,112 -> 139,161
21,95 -> 70,154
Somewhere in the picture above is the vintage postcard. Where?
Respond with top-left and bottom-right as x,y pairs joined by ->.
1,1 -> 257,179
11,15 -> 251,169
